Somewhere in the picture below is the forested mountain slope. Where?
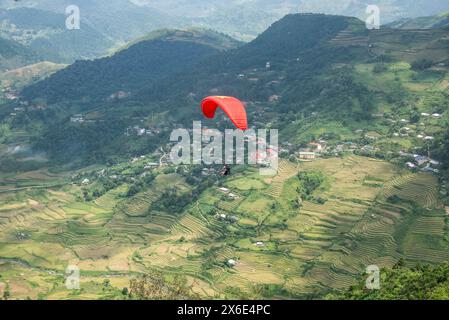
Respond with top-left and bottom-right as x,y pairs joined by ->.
22,29 -> 241,104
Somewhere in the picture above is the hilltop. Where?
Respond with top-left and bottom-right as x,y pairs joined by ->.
120,28 -> 242,52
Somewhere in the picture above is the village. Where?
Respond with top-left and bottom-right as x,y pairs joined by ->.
66,87 -> 445,179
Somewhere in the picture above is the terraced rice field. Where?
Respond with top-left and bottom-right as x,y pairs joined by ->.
264,160 -> 299,198
171,214 -> 217,240
0,156 -> 446,299
329,29 -> 369,47
381,172 -> 439,208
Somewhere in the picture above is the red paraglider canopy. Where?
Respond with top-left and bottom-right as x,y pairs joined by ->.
201,96 -> 248,131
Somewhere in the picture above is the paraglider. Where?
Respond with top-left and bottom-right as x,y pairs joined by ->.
201,96 -> 248,131
200,96 -> 248,177
219,165 -> 231,176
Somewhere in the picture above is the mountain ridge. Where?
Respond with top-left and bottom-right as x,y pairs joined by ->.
21,28 -> 242,104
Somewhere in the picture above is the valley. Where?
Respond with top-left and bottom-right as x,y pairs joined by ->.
0,11 -> 449,300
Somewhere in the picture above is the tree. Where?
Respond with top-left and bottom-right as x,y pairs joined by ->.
373,63 -> 388,73
393,258 -> 406,269
82,190 -> 91,202
129,271 -> 198,300
410,112 -> 420,124
93,190 -> 102,198
297,170 -> 325,200
411,59 -> 433,71
327,263 -> 449,300
2,284 -> 11,300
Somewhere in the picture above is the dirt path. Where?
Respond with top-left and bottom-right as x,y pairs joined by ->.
0,183 -> 68,194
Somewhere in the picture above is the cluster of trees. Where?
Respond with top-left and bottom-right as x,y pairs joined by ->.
126,173 -> 156,197
32,119 -> 127,164
373,63 -> 388,73
328,262 -> 449,300
434,128 -> 449,167
296,170 -> 325,201
129,271 -> 197,300
150,187 -> 192,214
31,117 -> 166,167
147,166 -> 217,214
81,176 -> 119,202
279,66 -> 376,122
0,156 -> 43,173
0,279 -> 11,300
80,166 -> 157,201
432,127 -> 449,187
411,58 -> 434,71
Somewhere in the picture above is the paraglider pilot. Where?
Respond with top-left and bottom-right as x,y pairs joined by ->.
220,165 -> 231,176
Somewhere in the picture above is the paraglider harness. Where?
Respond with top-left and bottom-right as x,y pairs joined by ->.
220,165 -> 231,176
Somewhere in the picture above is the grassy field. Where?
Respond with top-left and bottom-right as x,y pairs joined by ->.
0,155 -> 445,299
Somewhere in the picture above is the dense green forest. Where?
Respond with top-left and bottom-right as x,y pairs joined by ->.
22,31 -> 238,103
